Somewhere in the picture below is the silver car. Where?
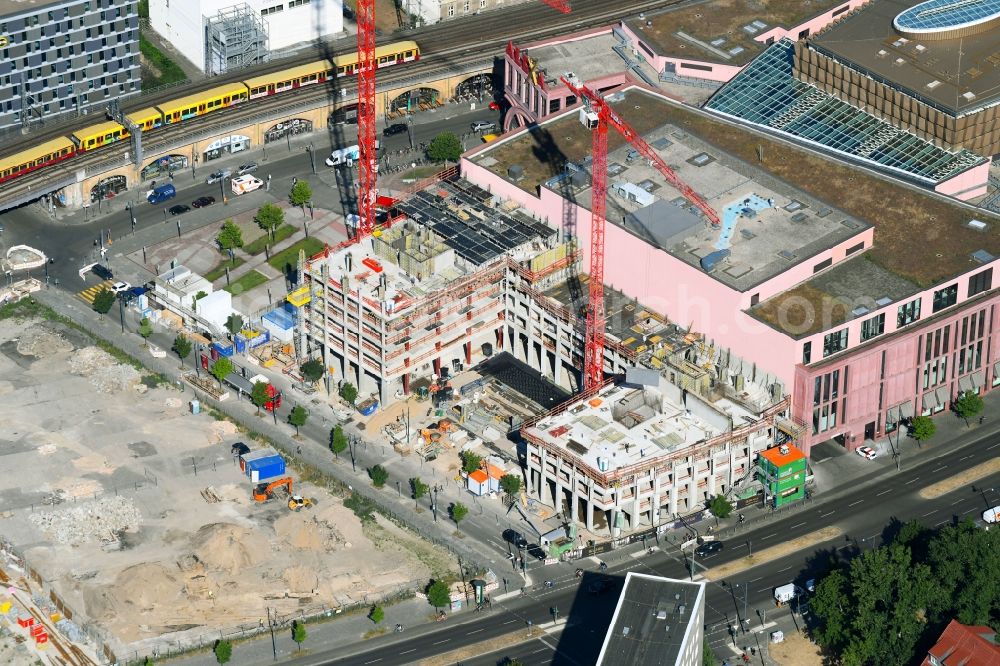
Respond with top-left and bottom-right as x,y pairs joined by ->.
206,168 -> 231,184
471,120 -> 496,132
237,162 -> 259,176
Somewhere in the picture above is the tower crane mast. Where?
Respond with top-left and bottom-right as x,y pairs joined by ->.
356,0 -> 377,238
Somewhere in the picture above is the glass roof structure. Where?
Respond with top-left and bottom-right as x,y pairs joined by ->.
703,40 -> 986,186
893,0 -> 1000,38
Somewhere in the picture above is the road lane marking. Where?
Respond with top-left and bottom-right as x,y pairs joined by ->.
932,465 -> 948,473
988,443 -> 1000,450
921,510 -> 937,517
960,455 -> 973,461
905,477 -> 920,484
399,650 -> 415,655
777,566 -> 791,573
363,660 -> 382,664
951,498 -> 965,506
749,577 -> 763,583
503,620 -> 516,625
531,648 -> 549,654
876,489 -> 892,496
790,522 -> 806,529
761,533 -> 777,540
848,499 -> 864,507
819,510 -> 835,518
757,587 -> 771,593
432,639 -> 450,645
467,628 -> 483,635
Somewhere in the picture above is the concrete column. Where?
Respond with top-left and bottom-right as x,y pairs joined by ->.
668,462 -> 679,516
652,471 -> 663,528
537,448 -> 547,498
433,357 -> 441,377
586,481 -> 596,532
570,470 -> 579,525
402,373 -> 410,394
464,341 -> 472,365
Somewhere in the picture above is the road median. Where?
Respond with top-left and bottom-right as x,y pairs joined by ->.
702,526 -> 843,581
918,456 -> 1000,499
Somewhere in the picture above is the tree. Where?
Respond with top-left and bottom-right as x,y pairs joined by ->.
141,657 -> 155,666
300,358 -> 324,384
450,501 -> 469,525
250,381 -> 270,416
702,638 -> 715,666
225,313 -> 244,337
216,219 -> 244,261
368,605 -> 384,624
460,450 -> 482,474
708,495 -> 733,521
292,620 -> 307,651
953,390 -> 984,426
330,424 -> 348,459
503,660 -> 525,666
369,464 -> 388,488
213,640 -> 232,665
426,579 -> 451,609
499,474 -> 521,496
427,132 -> 463,162
138,317 -> 153,348
91,288 -> 115,316
340,381 -> 358,405
288,404 -> 308,436
254,202 -> 285,240
410,477 -> 429,508
290,180 -> 312,208
810,567 -> 852,656
210,357 -> 233,388
172,333 -> 192,368
909,415 -> 936,443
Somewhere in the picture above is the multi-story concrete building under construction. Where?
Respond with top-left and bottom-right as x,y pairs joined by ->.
0,0 -> 141,130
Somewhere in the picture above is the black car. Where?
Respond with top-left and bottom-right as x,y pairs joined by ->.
383,123 -> 408,137
192,196 -> 216,208
92,263 -> 114,280
526,544 -> 546,560
502,529 -> 528,549
168,204 -> 190,216
695,540 -> 724,557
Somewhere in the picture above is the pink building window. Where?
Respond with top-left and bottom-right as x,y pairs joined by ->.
812,367 -> 847,435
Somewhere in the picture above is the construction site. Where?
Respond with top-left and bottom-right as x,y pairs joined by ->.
0,316 -> 455,663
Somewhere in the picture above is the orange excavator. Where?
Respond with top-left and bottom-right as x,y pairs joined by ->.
253,477 -> 292,503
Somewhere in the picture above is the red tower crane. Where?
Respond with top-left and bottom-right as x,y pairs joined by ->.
560,77 -> 720,391
356,0 -> 378,238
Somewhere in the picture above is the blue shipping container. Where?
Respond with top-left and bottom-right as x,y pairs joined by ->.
211,342 -> 234,357
247,455 -> 285,482
234,336 -> 248,355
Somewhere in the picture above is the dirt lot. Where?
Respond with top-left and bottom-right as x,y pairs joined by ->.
0,316 -> 453,657
769,630 -> 824,666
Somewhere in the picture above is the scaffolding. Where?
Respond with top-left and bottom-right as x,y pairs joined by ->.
204,4 -> 269,76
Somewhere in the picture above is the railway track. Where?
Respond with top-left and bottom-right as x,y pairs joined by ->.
0,0 -> 689,209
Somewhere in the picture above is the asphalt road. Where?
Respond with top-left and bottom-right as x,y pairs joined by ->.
0,104 -> 495,290
294,426 -> 1000,666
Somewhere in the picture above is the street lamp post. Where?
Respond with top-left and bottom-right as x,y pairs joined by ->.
307,144 -> 316,174
118,296 -> 125,333
396,480 -> 401,498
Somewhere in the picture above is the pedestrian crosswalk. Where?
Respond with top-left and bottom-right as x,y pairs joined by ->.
78,281 -> 112,305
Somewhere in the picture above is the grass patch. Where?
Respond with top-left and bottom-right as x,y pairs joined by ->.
203,257 -> 245,282
139,33 -> 186,88
223,270 -> 269,295
267,237 -> 326,272
244,224 -> 297,255
400,165 -> 441,180
362,627 -> 388,640
344,492 -> 378,524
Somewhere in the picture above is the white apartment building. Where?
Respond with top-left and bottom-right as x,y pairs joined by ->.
402,0 -> 530,26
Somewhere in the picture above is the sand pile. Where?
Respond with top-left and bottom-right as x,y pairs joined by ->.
69,347 -> 141,394
16,326 -> 73,357
207,420 -> 238,444
282,566 -> 318,593
191,523 -> 269,574
85,564 -> 182,618
29,495 -> 141,545
274,513 -> 326,551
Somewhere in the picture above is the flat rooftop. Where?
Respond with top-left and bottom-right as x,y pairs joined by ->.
528,32 -> 628,88
807,0 -> 1000,115
597,573 -> 705,666
475,88 -> 868,292
624,0 -> 853,66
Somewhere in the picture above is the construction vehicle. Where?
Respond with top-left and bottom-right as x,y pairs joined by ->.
288,495 -> 314,511
253,476 -> 293,503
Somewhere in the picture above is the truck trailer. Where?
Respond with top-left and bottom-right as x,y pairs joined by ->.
224,371 -> 281,410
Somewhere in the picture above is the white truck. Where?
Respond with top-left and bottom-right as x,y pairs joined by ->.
326,145 -> 360,167
231,175 -> 264,195
983,506 -> 1000,524
774,583 -> 799,606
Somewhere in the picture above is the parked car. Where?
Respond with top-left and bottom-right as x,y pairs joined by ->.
206,169 -> 231,184
471,120 -> 497,132
695,540 -> 724,558
110,281 -> 132,294
168,204 -> 190,216
191,196 -> 216,208
856,445 -> 877,460
383,123 -> 408,136
237,162 -> 258,176
502,529 -> 528,549
91,263 -> 114,280
527,544 -> 546,560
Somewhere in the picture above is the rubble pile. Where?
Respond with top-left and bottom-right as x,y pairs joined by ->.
68,347 -> 141,393
28,496 -> 142,545
15,326 -> 73,357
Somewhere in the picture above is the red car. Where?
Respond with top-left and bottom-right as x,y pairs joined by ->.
489,101 -> 500,111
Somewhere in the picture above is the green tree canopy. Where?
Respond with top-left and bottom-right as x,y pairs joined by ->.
300,359 -> 324,383
953,390 -> 985,425
369,464 -> 388,487
288,404 -> 308,435
138,317 -> 153,347
225,313 -> 244,336
410,477 -> 429,500
368,605 -> 384,624
910,415 -> 936,442
250,381 -> 270,415
210,357 -> 234,388
450,501 -> 469,525
426,580 -> 450,608
330,424 -> 348,458
92,287 -> 115,316
708,495 -> 733,520
213,640 -> 232,665
172,333 -> 192,368
254,202 -> 285,238
499,474 -> 521,496
460,450 -> 482,474
292,620 -> 307,650
427,132 -> 462,162
217,219 -> 244,257
340,382 -> 358,405
290,180 -> 313,207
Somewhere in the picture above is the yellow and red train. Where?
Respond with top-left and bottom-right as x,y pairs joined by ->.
0,40 -> 419,185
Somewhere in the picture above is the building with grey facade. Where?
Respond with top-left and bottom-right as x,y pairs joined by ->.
0,0 -> 140,131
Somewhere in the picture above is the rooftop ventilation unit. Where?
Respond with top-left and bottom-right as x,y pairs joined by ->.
656,609 -> 668,620
962,91 -> 977,101
967,219 -> 988,232
971,249 -> 995,264
875,296 -> 893,307
508,165 -> 524,182
852,306 -> 870,317
926,80 -> 942,89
